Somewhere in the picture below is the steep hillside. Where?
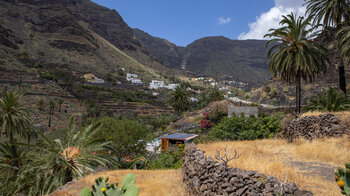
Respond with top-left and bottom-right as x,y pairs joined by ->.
133,28 -> 270,86
0,0 -> 170,81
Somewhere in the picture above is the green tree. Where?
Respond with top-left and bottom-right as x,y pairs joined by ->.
0,91 -> 30,169
48,100 -> 55,127
58,99 -> 63,112
95,116 -> 151,166
264,13 -> 328,113
167,86 -> 190,116
199,87 -> 224,108
38,99 -> 45,111
305,0 -> 350,95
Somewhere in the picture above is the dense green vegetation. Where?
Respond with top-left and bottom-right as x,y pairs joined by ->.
93,117 -> 153,167
209,114 -> 282,141
304,88 -> 350,112
131,146 -> 185,170
0,91 -> 118,195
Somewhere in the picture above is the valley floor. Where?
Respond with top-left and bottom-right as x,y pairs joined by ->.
51,136 -> 349,196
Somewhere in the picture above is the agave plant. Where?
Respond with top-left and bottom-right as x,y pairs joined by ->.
304,88 -> 350,112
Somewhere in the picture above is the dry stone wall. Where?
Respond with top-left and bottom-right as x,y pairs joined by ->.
182,144 -> 313,196
280,114 -> 349,142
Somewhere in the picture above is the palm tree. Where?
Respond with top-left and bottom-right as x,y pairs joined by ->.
305,0 -> 350,95
264,13 -> 328,113
0,90 -> 30,168
15,117 -> 117,195
167,86 -> 190,116
337,25 -> 350,67
303,88 -> 350,112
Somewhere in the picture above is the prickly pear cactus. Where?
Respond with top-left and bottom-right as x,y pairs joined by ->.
122,173 -> 139,196
80,174 -> 139,196
81,186 -> 92,196
335,162 -> 350,196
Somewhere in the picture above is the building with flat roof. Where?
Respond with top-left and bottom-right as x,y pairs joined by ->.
160,133 -> 198,151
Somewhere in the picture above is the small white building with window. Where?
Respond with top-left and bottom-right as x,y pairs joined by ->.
131,78 -> 143,84
150,80 -> 165,89
126,73 -> 138,81
94,77 -> 105,83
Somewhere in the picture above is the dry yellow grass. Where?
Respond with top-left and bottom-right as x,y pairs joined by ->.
50,170 -> 187,196
301,111 -> 350,121
198,137 -> 350,196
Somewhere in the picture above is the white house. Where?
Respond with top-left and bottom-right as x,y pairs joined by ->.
150,80 -> 165,89
166,84 -> 179,90
131,78 -> 143,84
94,77 -> 105,83
190,97 -> 199,102
126,73 -> 138,81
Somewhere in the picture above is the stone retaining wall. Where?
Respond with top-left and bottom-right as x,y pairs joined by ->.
182,144 -> 313,196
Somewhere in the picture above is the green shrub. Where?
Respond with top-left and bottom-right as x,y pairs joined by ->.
209,114 -> 281,141
94,117 -> 152,168
304,88 -> 350,112
132,146 -> 185,170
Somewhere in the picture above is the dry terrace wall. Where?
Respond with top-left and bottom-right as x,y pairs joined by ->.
182,144 -> 313,196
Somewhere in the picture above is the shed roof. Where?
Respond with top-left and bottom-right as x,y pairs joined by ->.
161,133 -> 198,141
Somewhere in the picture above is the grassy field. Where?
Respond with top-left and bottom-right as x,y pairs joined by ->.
51,136 -> 349,196
198,137 -> 350,196
51,170 -> 187,196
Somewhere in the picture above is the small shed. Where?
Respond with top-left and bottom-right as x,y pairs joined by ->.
160,133 -> 198,151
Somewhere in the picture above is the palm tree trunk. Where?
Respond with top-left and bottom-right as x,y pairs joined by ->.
339,62 -> 347,96
337,24 -> 347,96
9,131 -> 19,169
295,71 -> 301,113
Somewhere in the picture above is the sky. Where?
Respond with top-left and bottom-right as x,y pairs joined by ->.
91,0 -> 307,46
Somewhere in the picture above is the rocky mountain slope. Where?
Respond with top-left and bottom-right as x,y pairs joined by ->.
0,0 -> 171,81
133,28 -> 270,86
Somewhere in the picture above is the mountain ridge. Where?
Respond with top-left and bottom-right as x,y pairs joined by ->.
0,0 -> 171,82
133,28 -> 270,86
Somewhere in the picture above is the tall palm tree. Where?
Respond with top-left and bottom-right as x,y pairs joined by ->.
264,13 -> 328,113
305,0 -> 350,95
167,86 -> 190,116
337,25 -> 350,67
0,90 -> 30,168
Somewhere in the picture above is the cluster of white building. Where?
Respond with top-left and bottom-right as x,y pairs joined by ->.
149,80 -> 179,90
126,73 -> 143,84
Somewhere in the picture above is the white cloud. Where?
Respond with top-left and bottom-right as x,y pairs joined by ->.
218,17 -> 232,25
238,0 -> 306,40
